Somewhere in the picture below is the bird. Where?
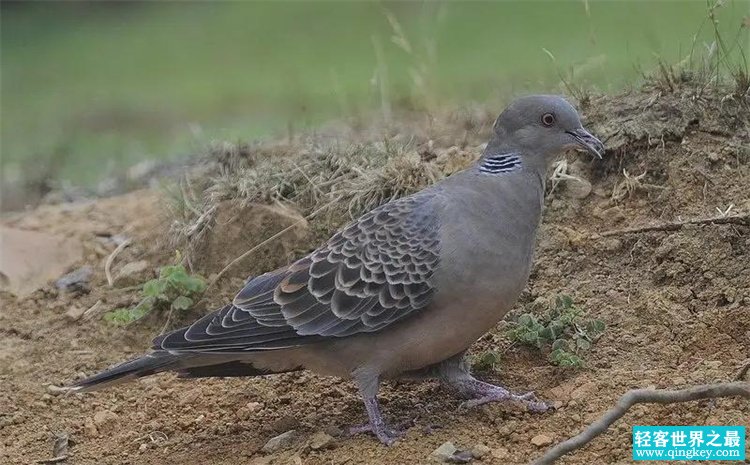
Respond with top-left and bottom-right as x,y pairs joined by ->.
70,95 -> 603,445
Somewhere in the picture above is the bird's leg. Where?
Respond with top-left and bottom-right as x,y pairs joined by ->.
437,352 -> 550,412
348,374 -> 404,445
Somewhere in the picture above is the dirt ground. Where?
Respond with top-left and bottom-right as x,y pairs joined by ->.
1,83 -> 749,465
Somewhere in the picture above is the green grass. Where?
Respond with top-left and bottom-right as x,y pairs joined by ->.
105,258 -> 206,326
1,1 -> 747,188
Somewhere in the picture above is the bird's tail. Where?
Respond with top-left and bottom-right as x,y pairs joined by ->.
69,352 -> 293,393
70,351 -> 184,392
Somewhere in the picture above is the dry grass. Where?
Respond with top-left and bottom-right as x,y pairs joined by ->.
645,1 -> 749,100
611,169 -> 667,202
165,124 -> 487,267
164,38 -> 749,272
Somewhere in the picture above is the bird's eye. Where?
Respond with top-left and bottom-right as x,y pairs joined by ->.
541,113 -> 556,127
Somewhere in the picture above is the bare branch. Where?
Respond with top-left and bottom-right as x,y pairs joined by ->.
599,213 -> 749,237
104,237 -> 132,286
531,382 -> 750,465
36,456 -> 68,464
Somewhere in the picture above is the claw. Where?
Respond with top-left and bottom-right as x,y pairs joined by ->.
450,378 -> 551,413
348,423 -> 403,446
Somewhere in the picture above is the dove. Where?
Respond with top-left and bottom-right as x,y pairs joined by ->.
70,95 -> 603,445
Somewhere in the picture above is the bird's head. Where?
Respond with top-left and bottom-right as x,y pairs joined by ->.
487,95 -> 604,165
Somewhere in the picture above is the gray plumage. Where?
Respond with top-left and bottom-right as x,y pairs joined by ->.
71,95 -> 603,445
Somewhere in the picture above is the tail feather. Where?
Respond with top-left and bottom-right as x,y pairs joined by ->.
177,360 -> 299,379
71,352 -> 182,392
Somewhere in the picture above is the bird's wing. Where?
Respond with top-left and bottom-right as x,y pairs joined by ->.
158,191 -> 442,352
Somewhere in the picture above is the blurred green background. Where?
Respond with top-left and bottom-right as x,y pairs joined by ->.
1,0 -> 748,203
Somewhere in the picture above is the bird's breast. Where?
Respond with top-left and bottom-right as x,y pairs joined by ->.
433,172 -> 544,331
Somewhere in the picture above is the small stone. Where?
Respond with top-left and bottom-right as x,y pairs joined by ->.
308,431 -> 335,450
431,441 -> 458,462
558,226 -> 586,247
93,410 -> 118,430
261,430 -> 298,453
55,266 -> 93,293
46,384 -> 69,396
447,450 -> 474,463
470,444 -> 491,458
65,305 -> 87,321
491,447 -> 509,459
245,401 -> 263,412
113,260 -> 150,287
531,433 -> 554,447
565,176 -> 592,199
138,443 -> 147,452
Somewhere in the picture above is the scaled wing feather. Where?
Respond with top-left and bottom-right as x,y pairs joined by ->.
159,191 -> 442,353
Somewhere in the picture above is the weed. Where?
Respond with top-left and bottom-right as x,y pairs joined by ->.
382,4 -> 443,111
611,169 -> 666,202
105,254 -> 206,326
541,47 -> 593,106
472,349 -> 503,372
507,295 -> 606,368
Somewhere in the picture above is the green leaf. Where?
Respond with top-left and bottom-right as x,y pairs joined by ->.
105,308 -> 142,326
159,264 -> 179,279
142,279 -> 165,297
182,275 -> 206,293
576,338 -> 591,351
549,348 -> 584,368
551,339 -> 571,352
474,351 -> 501,370
549,321 -> 565,338
518,313 -> 534,327
586,319 -> 606,335
166,267 -> 189,285
172,295 -> 193,311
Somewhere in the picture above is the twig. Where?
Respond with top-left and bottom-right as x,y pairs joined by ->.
160,306 -> 175,334
82,300 -> 104,321
104,237 -> 132,286
36,456 -> 68,464
599,213 -> 749,237
530,382 -> 750,465
206,196 -> 343,291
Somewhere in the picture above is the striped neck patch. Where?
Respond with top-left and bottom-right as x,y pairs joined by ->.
479,153 -> 522,174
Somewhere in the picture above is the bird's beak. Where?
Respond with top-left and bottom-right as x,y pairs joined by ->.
566,127 -> 604,159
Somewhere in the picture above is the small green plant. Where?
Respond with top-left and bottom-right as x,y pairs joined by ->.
105,256 -> 206,326
472,350 -> 502,372
507,295 -> 606,368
